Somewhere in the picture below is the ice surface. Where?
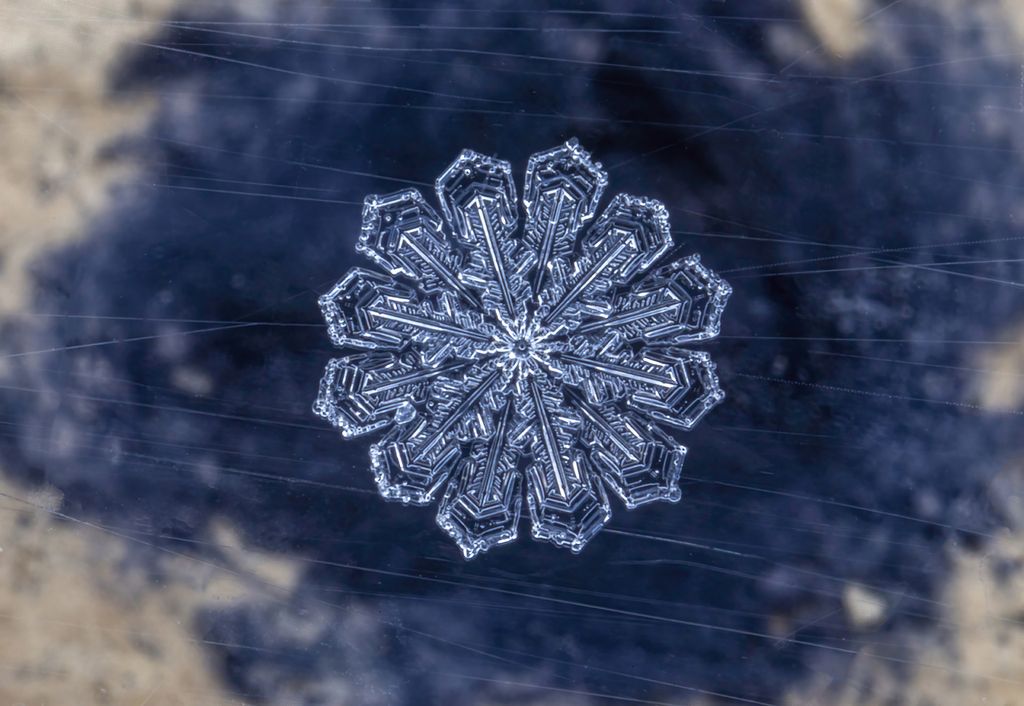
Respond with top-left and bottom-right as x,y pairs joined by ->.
315,139 -> 732,557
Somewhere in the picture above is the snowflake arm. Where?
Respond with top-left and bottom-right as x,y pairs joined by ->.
574,254 -> 732,344
536,194 -> 672,331
566,386 -> 687,508
436,399 -> 523,559
358,188 -> 480,306
370,361 -> 504,504
521,376 -> 611,553
522,138 -> 608,295
436,150 -> 532,324
318,268 -> 496,366
314,353 -> 469,438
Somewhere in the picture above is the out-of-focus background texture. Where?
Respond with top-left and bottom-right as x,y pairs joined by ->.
1,1 -> 1023,704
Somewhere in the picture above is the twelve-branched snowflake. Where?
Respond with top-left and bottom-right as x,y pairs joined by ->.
314,140 -> 731,558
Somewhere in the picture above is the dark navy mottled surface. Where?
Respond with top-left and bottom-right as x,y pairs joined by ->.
2,2 -> 1022,704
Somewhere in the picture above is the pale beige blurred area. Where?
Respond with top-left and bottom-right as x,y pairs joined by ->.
790,2 -> 1024,700
784,522 -> 1024,705
1,0 -> 1024,704
0,479 -> 256,706
787,0 -> 1024,63
0,1 -> 259,703
0,0 -> 184,315
799,0 -> 869,59
781,3 -> 1024,704
974,327 -> 1024,412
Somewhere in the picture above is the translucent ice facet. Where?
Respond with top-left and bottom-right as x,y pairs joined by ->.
314,140 -> 731,557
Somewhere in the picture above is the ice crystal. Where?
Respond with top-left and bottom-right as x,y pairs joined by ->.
314,140 -> 731,558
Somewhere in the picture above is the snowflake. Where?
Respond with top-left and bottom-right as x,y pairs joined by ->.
314,140 -> 731,558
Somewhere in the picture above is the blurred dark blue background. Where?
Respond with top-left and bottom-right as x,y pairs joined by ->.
2,1 -> 1023,704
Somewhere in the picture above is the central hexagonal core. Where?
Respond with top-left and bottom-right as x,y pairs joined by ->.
510,338 -> 531,358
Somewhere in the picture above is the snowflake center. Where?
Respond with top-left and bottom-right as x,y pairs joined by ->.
490,314 -> 557,378
499,333 -> 546,363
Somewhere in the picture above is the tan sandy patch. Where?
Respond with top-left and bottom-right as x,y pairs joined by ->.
0,478 -> 263,705
785,466 -> 1024,705
0,0 -> 179,314
974,325 -> 1024,412
799,0 -> 869,59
